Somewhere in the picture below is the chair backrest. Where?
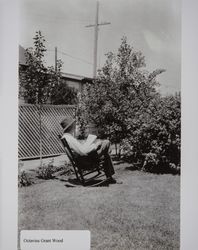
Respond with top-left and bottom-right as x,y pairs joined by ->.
60,136 -> 83,181
60,137 -> 76,167
60,136 -> 99,171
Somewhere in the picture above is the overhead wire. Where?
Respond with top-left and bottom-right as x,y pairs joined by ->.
46,49 -> 93,65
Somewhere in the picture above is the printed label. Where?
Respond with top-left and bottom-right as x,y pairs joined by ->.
20,230 -> 90,250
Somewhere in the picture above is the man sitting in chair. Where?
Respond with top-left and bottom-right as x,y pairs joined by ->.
60,117 -> 117,184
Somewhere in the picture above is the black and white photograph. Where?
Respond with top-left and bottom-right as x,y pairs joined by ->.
17,0 -> 181,249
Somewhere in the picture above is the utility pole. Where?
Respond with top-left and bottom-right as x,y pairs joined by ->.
86,1 -> 110,78
55,46 -> 58,72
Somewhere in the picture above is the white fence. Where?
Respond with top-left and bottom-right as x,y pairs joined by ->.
18,104 -> 76,159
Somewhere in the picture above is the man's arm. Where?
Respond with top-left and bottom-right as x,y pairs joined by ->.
84,134 -> 97,147
63,134 -> 96,156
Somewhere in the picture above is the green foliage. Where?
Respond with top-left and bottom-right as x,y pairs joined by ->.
18,171 -> 33,187
79,37 -> 164,140
57,161 -> 74,176
76,93 -> 89,139
121,93 -> 181,172
36,159 -> 74,179
36,160 -> 54,179
19,31 -> 77,105
142,153 -> 159,171
19,31 -> 50,104
18,161 -> 33,187
49,59 -> 78,105
78,36 -> 180,173
50,80 -> 77,105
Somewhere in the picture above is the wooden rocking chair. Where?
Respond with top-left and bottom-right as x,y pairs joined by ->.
60,136 -> 111,187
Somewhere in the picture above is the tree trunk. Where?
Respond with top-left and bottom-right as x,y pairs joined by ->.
115,143 -> 118,156
118,143 -> 121,158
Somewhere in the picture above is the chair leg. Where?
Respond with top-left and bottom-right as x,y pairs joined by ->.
73,165 -> 80,181
96,164 -> 101,174
78,168 -> 85,186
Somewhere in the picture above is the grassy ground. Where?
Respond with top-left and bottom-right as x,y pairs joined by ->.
18,162 -> 180,250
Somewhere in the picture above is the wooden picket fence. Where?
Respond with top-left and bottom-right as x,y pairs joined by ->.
18,104 -> 76,159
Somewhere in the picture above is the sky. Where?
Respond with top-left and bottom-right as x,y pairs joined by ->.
19,0 -> 181,95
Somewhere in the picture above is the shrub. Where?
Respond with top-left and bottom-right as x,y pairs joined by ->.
142,153 -> 159,172
77,37 -> 165,145
36,160 -> 54,179
169,163 -> 180,175
77,37 -> 180,173
58,162 -> 74,176
50,81 -> 78,105
36,159 -> 74,179
52,161 -> 74,176
121,93 -> 181,173
18,171 -> 33,187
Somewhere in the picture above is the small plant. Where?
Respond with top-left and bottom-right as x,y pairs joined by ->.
18,160 -> 33,187
63,162 -> 74,176
55,161 -> 74,176
36,160 -> 54,179
142,153 -> 159,172
169,163 -> 180,175
18,170 -> 33,187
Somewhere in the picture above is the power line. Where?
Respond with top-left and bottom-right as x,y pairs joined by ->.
46,49 -> 93,65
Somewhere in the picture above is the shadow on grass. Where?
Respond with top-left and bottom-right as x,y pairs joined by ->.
125,164 -> 180,175
64,177 -> 110,188
111,154 -> 180,176
111,155 -> 127,165
125,165 -> 140,171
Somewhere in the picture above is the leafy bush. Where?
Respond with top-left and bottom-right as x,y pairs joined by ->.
36,160 -> 54,179
18,171 -> 33,187
52,161 -> 74,176
36,159 -> 74,179
18,161 -> 33,187
77,37 -> 180,173
77,37 -> 165,145
169,163 -> 180,175
58,162 -> 74,176
142,153 -> 159,171
50,80 -> 78,105
19,31 -> 77,105
121,93 -> 181,173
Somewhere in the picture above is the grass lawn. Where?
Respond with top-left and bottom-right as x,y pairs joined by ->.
18,162 -> 180,250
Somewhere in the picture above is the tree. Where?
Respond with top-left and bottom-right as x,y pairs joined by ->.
19,31 -> 51,166
79,37 -> 165,147
121,92 -> 181,172
19,31 -> 77,105
78,37 -> 181,172
19,31 -> 76,166
47,59 -> 78,105
19,31 -> 51,104
50,82 -> 77,104
50,60 -> 78,105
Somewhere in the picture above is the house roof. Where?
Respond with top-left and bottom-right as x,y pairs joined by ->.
61,72 -> 92,82
19,45 -> 28,65
19,45 -> 93,83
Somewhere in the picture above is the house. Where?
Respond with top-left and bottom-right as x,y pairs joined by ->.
19,45 -> 92,103
61,72 -> 92,93
18,46 -> 95,159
